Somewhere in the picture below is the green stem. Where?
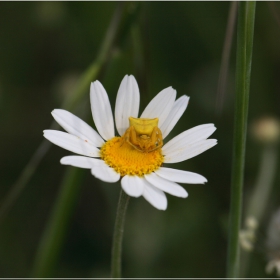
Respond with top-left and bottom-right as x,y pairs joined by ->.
227,2 -> 256,278
31,168 -> 85,277
111,189 -> 130,278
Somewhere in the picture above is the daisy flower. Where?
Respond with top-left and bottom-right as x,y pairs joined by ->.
43,75 -> 217,210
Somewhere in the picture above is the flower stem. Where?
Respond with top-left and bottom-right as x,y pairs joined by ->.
111,189 -> 130,278
227,2 -> 256,278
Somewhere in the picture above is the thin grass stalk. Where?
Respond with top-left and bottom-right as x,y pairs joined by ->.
227,2 -> 256,278
111,189 -> 130,278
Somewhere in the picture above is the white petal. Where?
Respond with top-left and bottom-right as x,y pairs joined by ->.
43,130 -> 100,157
155,167 -> 207,184
162,124 -> 216,154
51,109 -> 104,147
115,75 -> 140,136
60,155 -> 103,169
164,139 -> 217,163
140,86 -> 176,127
141,178 -> 167,210
91,162 -> 120,183
145,172 -> 188,198
121,176 -> 144,197
90,81 -> 115,140
160,95 -> 189,139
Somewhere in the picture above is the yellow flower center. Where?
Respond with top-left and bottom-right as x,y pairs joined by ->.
100,137 -> 164,177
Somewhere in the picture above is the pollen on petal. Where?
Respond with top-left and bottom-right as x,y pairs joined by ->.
100,137 -> 164,177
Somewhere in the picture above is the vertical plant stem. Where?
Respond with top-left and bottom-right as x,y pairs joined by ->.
111,189 -> 130,278
31,168 -> 85,277
227,2 -> 256,278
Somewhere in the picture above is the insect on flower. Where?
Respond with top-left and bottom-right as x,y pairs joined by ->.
43,75 -> 217,210
121,117 -> 163,153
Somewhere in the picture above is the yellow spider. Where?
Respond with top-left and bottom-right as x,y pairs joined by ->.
121,117 -> 163,153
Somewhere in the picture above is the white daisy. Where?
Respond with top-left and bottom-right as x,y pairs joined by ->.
43,75 -> 217,210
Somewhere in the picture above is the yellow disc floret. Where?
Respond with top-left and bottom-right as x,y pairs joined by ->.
100,137 -> 164,177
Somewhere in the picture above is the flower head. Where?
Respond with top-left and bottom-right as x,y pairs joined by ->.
44,75 -> 217,210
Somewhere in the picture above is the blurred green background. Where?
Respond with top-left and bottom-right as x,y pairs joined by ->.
1,1 -> 280,278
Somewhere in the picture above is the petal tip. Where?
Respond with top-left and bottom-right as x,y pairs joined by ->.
90,80 -> 102,91
60,158 -> 67,165
182,192 -> 188,198
182,95 -> 190,102
51,108 -> 61,113
153,201 -> 167,211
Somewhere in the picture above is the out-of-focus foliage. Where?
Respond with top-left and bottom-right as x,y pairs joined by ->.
0,1 -> 280,278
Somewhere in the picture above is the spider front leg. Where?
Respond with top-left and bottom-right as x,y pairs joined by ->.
120,126 -> 143,152
149,127 -> 163,151
120,127 -> 130,147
